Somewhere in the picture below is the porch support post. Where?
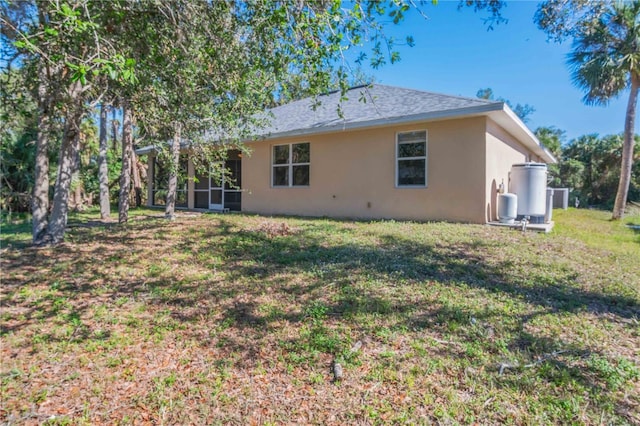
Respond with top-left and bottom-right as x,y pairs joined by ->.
187,156 -> 195,209
147,154 -> 154,207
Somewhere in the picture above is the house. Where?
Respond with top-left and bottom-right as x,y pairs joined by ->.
137,84 -> 556,224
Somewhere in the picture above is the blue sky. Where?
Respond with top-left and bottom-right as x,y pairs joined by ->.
354,1 -> 631,143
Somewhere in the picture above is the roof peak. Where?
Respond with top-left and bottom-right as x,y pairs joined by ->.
273,84 -> 501,112
263,83 -> 506,138
341,83 -> 500,106
322,83 -> 372,96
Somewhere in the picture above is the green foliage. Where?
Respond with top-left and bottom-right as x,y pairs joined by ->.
586,355 -> 640,391
535,126 -> 565,188
1,119 -> 36,212
546,133 -> 640,207
82,148 -> 121,202
1,67 -> 112,213
4,1 -> 140,96
535,126 -> 564,159
567,2 -> 640,106
0,68 -> 61,212
304,300 -> 329,322
534,0 -> 610,43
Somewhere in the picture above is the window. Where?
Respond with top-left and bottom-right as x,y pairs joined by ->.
272,142 -> 310,187
396,130 -> 427,187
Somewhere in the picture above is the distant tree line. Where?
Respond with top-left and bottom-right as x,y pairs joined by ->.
536,127 -> 640,208
476,88 -> 536,123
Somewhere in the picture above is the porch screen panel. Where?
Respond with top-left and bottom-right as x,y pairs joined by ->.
176,156 -> 188,207
152,155 -> 188,206
194,171 -> 209,208
152,157 -> 168,206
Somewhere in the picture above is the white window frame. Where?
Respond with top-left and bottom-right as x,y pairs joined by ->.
395,130 -> 428,188
271,142 -> 310,187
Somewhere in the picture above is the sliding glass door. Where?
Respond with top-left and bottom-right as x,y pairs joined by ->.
209,165 -> 224,210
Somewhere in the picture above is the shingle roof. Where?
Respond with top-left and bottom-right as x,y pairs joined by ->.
258,84 -> 503,138
135,84 -> 555,163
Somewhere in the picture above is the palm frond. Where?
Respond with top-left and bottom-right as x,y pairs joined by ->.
567,1 -> 640,105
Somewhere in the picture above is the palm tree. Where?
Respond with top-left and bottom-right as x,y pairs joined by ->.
568,1 -> 640,219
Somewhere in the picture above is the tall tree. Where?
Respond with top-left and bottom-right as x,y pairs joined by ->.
536,0 -> 640,219
2,0 -> 137,243
131,149 -> 142,208
32,61 -> 53,241
560,133 -> 639,207
118,101 -> 133,224
111,106 -> 119,154
46,81 -> 85,243
98,103 -> 110,219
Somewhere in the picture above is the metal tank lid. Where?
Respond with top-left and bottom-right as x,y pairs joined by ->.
512,162 -> 547,168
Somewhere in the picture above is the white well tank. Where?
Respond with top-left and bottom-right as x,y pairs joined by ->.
498,193 -> 518,224
510,163 -> 548,217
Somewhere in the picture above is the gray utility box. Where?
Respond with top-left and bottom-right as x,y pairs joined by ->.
550,188 -> 569,209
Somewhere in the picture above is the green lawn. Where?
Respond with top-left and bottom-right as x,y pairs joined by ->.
1,208 -> 639,424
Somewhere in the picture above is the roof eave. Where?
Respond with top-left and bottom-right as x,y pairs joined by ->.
488,106 -> 557,164
250,102 -> 505,142
135,144 -> 160,155
251,103 -> 558,165
136,99 -> 557,165
134,141 -> 192,156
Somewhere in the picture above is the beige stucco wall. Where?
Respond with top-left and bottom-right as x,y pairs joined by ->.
484,119 -> 536,222
242,117 -> 489,223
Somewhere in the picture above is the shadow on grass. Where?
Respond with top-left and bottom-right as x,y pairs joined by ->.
624,221 -> 640,246
4,214 -> 637,332
1,215 -> 638,421
0,217 -> 174,339
217,220 -> 638,318
0,220 -> 32,250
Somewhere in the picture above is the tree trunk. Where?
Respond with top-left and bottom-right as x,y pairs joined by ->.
118,101 -> 133,223
71,146 -> 82,211
165,122 -> 181,220
45,83 -> 84,245
32,65 -> 51,244
131,150 -> 142,208
111,106 -> 119,153
98,103 -> 111,219
612,74 -> 639,220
